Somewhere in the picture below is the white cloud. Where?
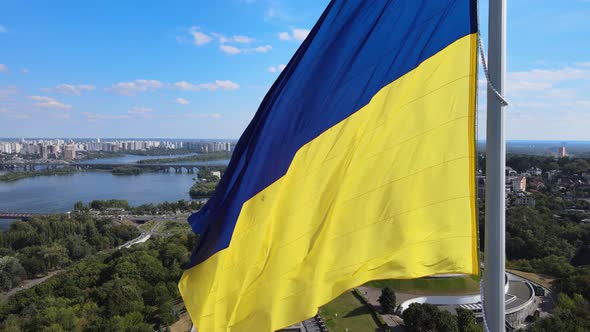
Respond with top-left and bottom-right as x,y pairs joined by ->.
215,80 -> 240,90
190,27 -> 213,45
506,80 -> 552,93
46,84 -> 96,95
0,86 -> 18,100
0,64 -> 8,72
128,107 -> 154,115
232,35 -> 255,43
509,68 -> 587,86
173,97 -> 189,105
501,67 -> 590,97
82,108 -> 156,122
268,64 -> 286,73
174,81 -> 195,91
220,44 -> 242,55
263,4 -> 292,22
29,96 -> 72,109
292,29 -> 310,41
253,45 -> 272,53
220,44 -> 272,54
189,27 -> 268,55
82,112 -> 131,122
174,80 -> 239,91
0,25 -> 6,33
278,32 -> 291,40
212,33 -> 254,44
278,28 -> 310,42
107,79 -> 163,96
185,112 -> 222,119
211,32 -> 230,44
478,62 -> 590,139
21,68 -> 29,74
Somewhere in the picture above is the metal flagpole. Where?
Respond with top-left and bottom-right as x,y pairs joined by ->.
484,0 -> 507,331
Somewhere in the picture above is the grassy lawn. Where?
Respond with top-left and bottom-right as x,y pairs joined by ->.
320,291 -> 381,332
137,220 -> 157,232
366,274 -> 480,295
161,221 -> 191,235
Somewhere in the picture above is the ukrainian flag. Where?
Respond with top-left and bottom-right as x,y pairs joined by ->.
179,1 -> 479,330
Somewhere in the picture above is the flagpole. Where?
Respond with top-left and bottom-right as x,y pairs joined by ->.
484,0 -> 507,331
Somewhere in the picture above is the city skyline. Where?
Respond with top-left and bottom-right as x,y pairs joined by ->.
1,0 -> 590,139
0,137 -> 235,157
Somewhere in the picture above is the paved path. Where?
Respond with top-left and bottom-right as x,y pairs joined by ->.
356,286 -> 405,331
1,270 -> 64,297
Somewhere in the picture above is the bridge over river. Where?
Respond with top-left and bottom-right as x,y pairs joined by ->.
0,162 -> 219,173
0,212 -> 51,220
71,163 -> 207,173
0,211 -> 191,222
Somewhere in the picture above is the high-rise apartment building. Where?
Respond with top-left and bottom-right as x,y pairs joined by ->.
64,144 -> 76,160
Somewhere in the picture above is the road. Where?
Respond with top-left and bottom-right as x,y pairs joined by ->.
118,219 -> 163,249
1,270 -> 64,298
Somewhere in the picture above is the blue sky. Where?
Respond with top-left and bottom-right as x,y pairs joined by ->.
1,0 -> 589,140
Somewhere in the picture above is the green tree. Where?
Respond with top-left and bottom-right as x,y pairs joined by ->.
63,235 -> 94,260
1,315 -> 22,332
552,269 -> 590,300
403,303 -> 439,332
378,287 -> 396,314
97,278 -> 144,317
42,244 -> 71,270
456,307 -> 481,332
0,256 -> 26,290
527,293 -> 590,331
99,312 -> 153,332
436,310 -> 459,332
73,201 -> 86,211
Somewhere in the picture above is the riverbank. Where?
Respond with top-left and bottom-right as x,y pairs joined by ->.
189,168 -> 223,199
0,168 -> 78,182
110,165 -> 159,175
81,152 -> 124,160
125,148 -> 197,156
137,151 -> 232,164
0,166 -> 163,182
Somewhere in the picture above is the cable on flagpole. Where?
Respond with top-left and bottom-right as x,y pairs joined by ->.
478,34 -> 509,107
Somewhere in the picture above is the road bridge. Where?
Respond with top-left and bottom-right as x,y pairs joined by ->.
71,163 -> 204,173
0,162 -> 220,173
0,212 -> 52,220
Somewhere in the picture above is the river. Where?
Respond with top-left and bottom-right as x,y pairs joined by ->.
0,154 -> 229,216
